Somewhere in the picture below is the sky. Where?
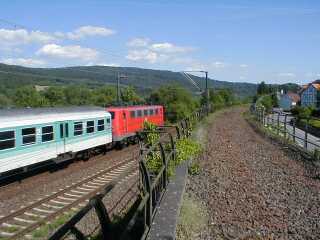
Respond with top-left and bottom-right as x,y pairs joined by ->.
0,0 -> 319,85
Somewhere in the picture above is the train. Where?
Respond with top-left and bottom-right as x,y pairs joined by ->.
0,105 -> 164,177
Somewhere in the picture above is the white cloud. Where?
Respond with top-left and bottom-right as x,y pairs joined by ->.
126,49 -> 158,63
239,76 -> 246,80
127,38 -> 150,47
150,42 -> 193,53
278,72 -> 296,77
66,26 -> 115,40
126,38 -> 194,64
0,28 -> 57,46
37,44 -> 99,61
86,62 -> 120,67
240,64 -> 248,68
1,57 -> 46,67
211,61 -> 225,68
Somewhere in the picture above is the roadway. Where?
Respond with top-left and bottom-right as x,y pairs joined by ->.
265,112 -> 320,152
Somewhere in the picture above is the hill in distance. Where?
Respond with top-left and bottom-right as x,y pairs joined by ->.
0,63 -> 298,99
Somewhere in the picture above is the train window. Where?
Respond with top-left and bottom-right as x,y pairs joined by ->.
137,110 -> 142,117
144,109 -> 148,116
42,126 -> 54,142
74,122 -> 83,136
106,118 -> 110,124
98,119 -> 105,131
149,109 -> 154,115
130,111 -> 135,118
22,127 -> 36,145
155,109 -> 159,115
87,121 -> 95,133
0,130 -> 15,150
110,111 -> 115,120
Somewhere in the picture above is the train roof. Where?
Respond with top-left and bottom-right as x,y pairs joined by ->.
107,105 -> 163,111
0,107 -> 110,129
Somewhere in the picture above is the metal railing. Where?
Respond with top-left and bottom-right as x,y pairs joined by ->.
48,106 -> 207,240
252,106 -> 320,152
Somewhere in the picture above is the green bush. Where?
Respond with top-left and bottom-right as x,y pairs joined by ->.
175,138 -> 202,165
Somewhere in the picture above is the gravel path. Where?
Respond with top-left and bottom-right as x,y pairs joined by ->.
0,145 -> 138,216
187,107 -> 320,239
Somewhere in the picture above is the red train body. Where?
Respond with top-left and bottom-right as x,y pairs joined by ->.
106,105 -> 164,142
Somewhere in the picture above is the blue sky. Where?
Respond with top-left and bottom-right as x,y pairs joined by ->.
0,0 -> 319,84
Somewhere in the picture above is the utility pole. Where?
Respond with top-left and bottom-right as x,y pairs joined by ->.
117,73 -> 128,106
181,70 -> 210,115
204,71 -> 209,114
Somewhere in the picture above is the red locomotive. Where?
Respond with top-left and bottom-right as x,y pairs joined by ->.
106,105 -> 164,144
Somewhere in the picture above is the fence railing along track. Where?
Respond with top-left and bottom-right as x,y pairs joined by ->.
252,106 -> 320,153
46,105 -> 207,240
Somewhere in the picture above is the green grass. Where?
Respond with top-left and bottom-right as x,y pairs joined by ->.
176,197 -> 208,240
301,118 -> 320,128
32,211 -> 75,239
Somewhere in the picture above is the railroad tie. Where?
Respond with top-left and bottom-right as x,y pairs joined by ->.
14,217 -> 36,224
24,212 -> 46,219
57,196 -> 76,202
42,203 -> 63,209
50,199 -> 69,205
64,193 -> 83,198
71,189 -> 87,195
33,208 -> 55,214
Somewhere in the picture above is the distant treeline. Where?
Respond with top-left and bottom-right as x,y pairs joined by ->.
0,84 -> 242,122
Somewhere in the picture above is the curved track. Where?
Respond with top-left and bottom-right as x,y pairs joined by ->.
0,157 -> 137,239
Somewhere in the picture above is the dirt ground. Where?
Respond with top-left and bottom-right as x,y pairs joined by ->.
186,107 -> 320,240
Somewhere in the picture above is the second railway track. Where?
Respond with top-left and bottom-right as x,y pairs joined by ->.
0,157 -> 137,240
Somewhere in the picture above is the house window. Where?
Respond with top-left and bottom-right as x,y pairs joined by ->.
74,122 -> 83,136
97,119 -> 105,131
0,130 -> 15,150
22,127 -> 36,145
87,121 -> 95,133
42,126 -> 54,142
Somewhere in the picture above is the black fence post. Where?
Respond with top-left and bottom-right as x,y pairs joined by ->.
293,118 -> 296,143
159,143 -> 167,189
91,195 -> 113,240
277,112 -> 280,135
305,119 -> 309,149
284,114 -> 287,139
139,160 -> 152,227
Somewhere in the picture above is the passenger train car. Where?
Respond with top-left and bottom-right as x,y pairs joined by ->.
107,105 -> 164,143
0,107 -> 112,175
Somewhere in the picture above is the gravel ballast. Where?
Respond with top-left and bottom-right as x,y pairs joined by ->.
186,107 -> 320,239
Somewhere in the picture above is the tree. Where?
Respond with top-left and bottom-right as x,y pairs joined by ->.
257,81 -> 270,95
63,86 -> 93,105
44,86 -> 66,106
147,85 -> 199,122
92,86 -> 117,106
13,86 -> 48,107
121,86 -> 143,105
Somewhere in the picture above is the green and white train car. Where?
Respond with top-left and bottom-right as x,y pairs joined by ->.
0,107 -> 112,176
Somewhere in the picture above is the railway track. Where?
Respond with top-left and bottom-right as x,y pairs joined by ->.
0,157 -> 137,240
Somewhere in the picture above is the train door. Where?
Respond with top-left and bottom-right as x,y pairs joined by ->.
57,122 -> 69,154
123,111 -> 128,134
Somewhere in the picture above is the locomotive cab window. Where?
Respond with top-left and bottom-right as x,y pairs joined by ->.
155,109 -> 159,115
130,111 -> 135,118
0,130 -> 15,150
74,122 -> 83,136
137,110 -> 142,117
87,121 -> 95,133
144,109 -> 148,116
149,109 -> 154,115
110,111 -> 115,120
22,127 -> 36,145
42,126 -> 54,142
97,119 -> 105,131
